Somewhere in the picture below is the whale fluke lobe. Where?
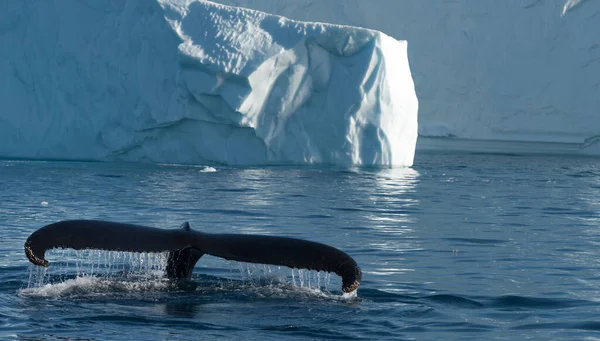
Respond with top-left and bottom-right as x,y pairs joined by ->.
24,220 -> 362,293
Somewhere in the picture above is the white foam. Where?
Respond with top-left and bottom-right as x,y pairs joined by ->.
342,290 -> 358,299
19,276 -> 174,298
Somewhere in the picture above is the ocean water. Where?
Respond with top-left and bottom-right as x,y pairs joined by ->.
1,154 -> 600,340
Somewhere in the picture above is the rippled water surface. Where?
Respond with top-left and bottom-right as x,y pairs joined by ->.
2,154 -> 600,340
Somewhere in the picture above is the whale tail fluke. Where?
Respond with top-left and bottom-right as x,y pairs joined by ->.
24,220 -> 361,293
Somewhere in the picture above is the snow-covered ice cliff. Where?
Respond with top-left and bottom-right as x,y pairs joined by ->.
0,0 -> 418,166
218,0 -> 600,155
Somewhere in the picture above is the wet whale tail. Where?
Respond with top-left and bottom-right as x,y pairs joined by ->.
24,220 -> 361,293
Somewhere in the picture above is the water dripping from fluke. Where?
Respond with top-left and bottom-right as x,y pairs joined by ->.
21,250 -> 357,301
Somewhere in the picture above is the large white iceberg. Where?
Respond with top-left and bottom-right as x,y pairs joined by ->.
0,0 -> 418,166
219,0 -> 600,155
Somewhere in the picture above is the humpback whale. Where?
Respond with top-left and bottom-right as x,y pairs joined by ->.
24,220 -> 362,293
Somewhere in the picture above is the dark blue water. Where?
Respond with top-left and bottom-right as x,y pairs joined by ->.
2,154 -> 600,340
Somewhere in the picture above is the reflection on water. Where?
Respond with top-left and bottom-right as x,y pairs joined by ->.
558,162 -> 600,301
369,167 -> 420,228
364,167 -> 421,278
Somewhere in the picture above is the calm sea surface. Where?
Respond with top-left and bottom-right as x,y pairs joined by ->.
1,154 -> 600,340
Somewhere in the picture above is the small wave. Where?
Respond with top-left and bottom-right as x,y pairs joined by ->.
94,174 -> 124,178
357,289 -> 485,311
213,188 -> 254,193
444,237 -> 507,245
566,170 -> 600,178
423,294 -> 484,308
513,321 -> 600,331
488,295 -> 584,309
540,207 -> 598,218
300,214 -> 334,219
198,208 -> 272,217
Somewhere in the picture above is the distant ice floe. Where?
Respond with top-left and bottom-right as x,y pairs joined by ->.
562,0 -> 587,15
200,166 -> 217,173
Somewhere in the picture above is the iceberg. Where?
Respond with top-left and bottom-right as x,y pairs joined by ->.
219,0 -> 600,156
0,0 -> 418,166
